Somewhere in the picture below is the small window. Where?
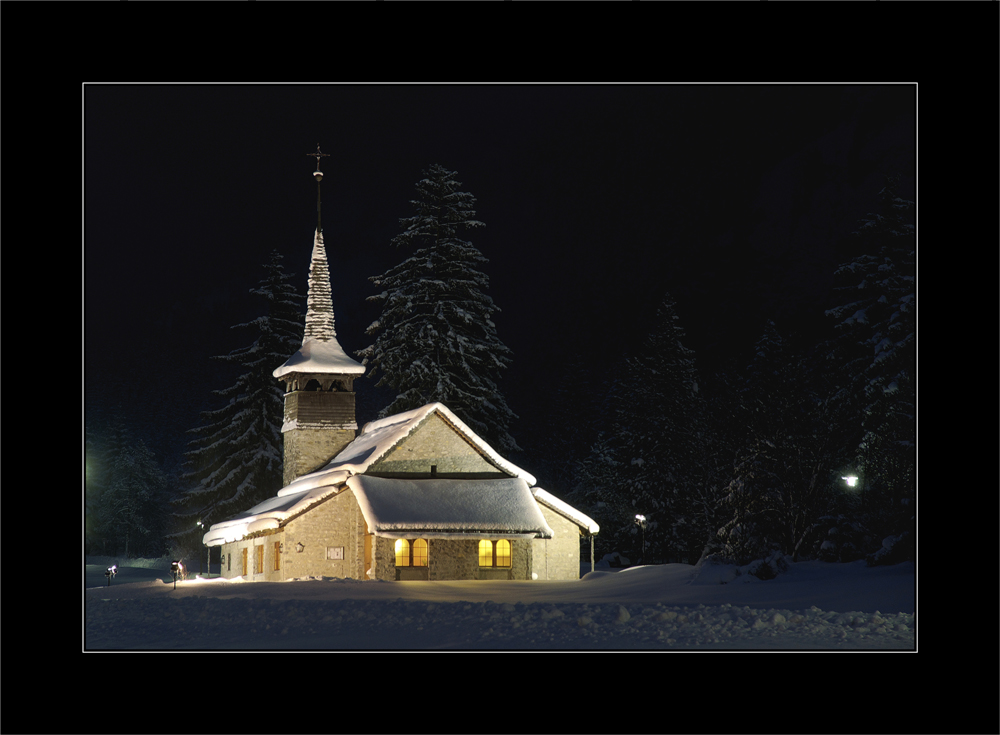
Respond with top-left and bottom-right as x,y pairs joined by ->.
495,539 -> 511,567
254,545 -> 264,574
479,540 -> 512,567
412,539 -> 428,567
395,538 -> 428,567
227,553 -> 231,572
395,539 -> 410,567
478,540 -> 493,567
274,541 -> 281,571
242,548 -> 248,576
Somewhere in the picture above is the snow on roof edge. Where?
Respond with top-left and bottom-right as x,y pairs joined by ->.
531,487 -> 600,535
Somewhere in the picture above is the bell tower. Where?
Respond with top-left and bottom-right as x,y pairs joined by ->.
273,145 -> 366,486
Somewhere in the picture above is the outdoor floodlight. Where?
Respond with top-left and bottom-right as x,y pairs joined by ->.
105,564 -> 117,587
170,560 -> 184,590
842,475 -> 858,488
635,515 -> 647,564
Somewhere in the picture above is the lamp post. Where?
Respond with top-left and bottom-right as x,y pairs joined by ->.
170,560 -> 184,590
635,515 -> 646,565
197,521 -> 209,577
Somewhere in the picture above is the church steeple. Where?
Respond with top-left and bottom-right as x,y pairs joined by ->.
273,146 -> 365,486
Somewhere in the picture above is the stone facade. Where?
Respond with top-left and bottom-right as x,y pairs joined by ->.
532,505 -> 583,580
283,426 -> 356,486
371,537 -> 534,582
282,490 -> 368,580
220,532 -> 285,582
371,412 -> 506,477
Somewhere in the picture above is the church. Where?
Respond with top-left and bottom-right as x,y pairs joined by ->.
202,148 -> 598,582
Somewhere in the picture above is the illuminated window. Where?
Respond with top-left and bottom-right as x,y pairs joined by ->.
412,539 -> 428,567
255,545 -> 264,574
274,541 -> 281,571
495,539 -> 511,567
479,540 -> 512,567
396,538 -> 428,567
479,540 -> 492,567
395,539 -> 410,567
242,548 -> 248,576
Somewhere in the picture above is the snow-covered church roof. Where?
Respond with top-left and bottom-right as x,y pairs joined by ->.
348,475 -> 554,540
281,402 -> 536,490
273,229 -> 365,378
202,402 -> 598,547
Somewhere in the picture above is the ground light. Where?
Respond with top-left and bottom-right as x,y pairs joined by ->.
635,515 -> 646,564
105,564 -> 117,587
170,560 -> 184,590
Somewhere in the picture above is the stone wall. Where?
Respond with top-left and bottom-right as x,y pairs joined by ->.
283,427 -> 356,486
371,412 -> 505,477
220,532 -> 284,582
532,506 -> 582,580
282,490 -> 367,580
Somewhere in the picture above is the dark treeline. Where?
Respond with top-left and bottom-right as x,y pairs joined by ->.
519,175 -> 915,575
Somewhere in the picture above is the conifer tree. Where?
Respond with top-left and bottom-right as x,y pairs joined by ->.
714,322 -> 845,569
825,174 -> 915,556
172,251 -> 303,550
96,413 -> 170,558
576,295 -> 715,563
359,164 -> 519,454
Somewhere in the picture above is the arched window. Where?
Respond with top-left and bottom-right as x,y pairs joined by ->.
478,540 -> 492,567
395,538 -> 428,567
479,540 -> 512,567
495,539 -> 511,567
395,539 -> 410,567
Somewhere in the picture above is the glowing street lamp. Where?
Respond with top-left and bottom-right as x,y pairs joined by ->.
635,515 -> 647,565
842,473 -> 864,510
105,564 -> 117,587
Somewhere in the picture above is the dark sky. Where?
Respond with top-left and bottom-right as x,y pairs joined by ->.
84,83 -> 914,472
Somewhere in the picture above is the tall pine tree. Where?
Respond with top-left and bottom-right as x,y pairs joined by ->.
172,251 -> 303,551
825,174 -> 915,555
713,322 -> 849,569
574,294 -> 715,563
359,164 -> 519,454
95,411 -> 170,559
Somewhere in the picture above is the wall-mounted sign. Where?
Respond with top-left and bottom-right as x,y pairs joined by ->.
326,546 -> 344,560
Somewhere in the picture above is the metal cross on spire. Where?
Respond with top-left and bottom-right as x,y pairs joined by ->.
307,144 -> 330,176
307,144 -> 330,231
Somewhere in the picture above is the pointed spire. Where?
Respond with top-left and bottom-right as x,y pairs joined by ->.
273,147 -> 364,381
303,228 -> 336,342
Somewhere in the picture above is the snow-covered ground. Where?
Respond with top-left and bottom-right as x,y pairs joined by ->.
84,556 -> 914,650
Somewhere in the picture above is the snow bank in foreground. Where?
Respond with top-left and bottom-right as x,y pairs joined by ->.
85,593 -> 913,650
84,560 -> 914,650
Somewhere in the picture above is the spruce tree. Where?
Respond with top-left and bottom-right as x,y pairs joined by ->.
825,174 -> 915,556
96,413 -> 170,559
714,322 -> 845,568
576,294 -> 715,563
359,164 -> 519,454
173,251 -> 303,550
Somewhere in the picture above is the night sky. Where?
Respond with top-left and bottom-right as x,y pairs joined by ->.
84,83 -> 915,475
